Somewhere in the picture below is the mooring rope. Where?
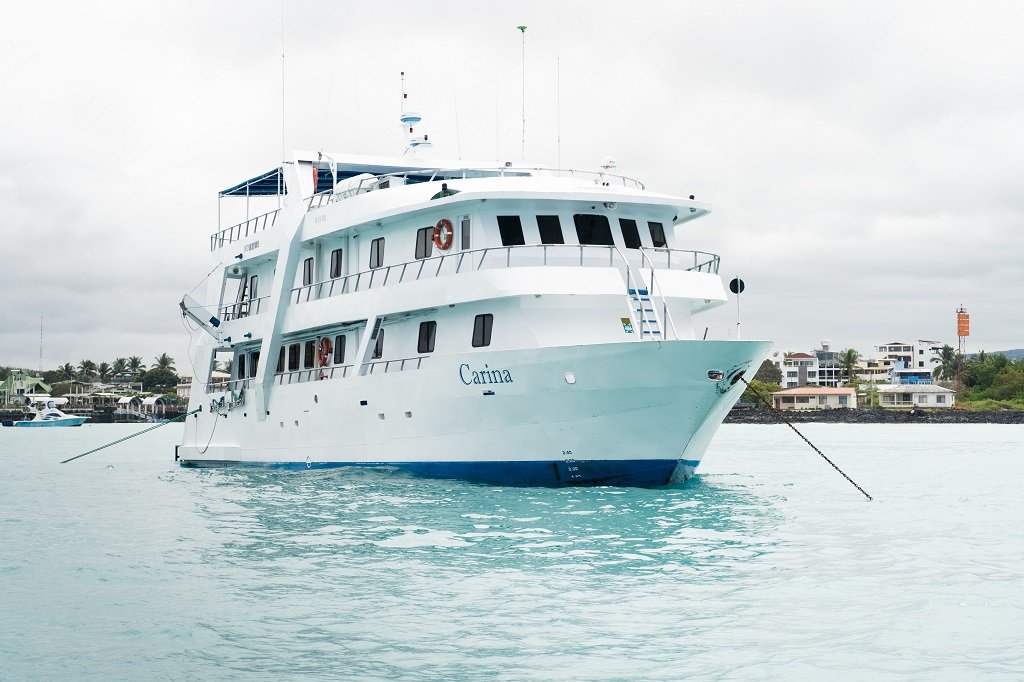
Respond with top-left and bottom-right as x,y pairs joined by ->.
61,408 -> 202,464
740,377 -> 873,501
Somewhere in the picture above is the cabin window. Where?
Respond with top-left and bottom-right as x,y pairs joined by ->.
418,321 -> 437,354
472,314 -> 493,348
648,221 -> 667,248
303,340 -> 316,369
497,215 -> 526,246
537,215 -> 564,245
573,214 -> 614,246
276,347 -> 285,373
461,216 -> 471,250
248,275 -> 259,300
415,227 -> 434,260
288,343 -> 300,371
333,335 -> 346,364
302,257 -> 314,286
372,328 -> 385,359
237,354 -> 246,380
619,218 -> 642,249
250,351 -> 259,378
370,237 -> 385,269
330,249 -> 343,278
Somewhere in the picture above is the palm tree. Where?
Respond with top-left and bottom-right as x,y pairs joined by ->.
58,363 -> 76,381
931,344 -> 959,381
154,353 -> 176,371
78,359 -> 97,381
838,348 -> 861,386
112,357 -> 128,376
127,356 -> 145,377
97,362 -> 113,383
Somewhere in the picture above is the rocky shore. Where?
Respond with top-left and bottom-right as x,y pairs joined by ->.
726,407 -> 1024,424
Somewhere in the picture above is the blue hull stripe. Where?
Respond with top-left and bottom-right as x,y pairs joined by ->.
178,458 -> 701,487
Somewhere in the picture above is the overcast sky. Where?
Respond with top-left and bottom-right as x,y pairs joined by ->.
2,1 -> 1022,373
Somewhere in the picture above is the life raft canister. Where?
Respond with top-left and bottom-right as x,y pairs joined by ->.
433,218 -> 454,251
317,337 -> 333,367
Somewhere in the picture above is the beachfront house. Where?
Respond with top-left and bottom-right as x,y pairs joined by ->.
770,386 -> 857,411
877,384 -> 956,409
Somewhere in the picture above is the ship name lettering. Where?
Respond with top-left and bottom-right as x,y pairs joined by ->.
459,363 -> 514,386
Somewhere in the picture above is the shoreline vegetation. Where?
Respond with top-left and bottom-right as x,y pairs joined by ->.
726,407 -> 1024,424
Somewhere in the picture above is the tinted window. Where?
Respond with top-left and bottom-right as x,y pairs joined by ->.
237,354 -> 246,379
370,237 -> 385,269
276,347 -> 285,373
288,343 -> 300,371
537,215 -> 564,244
303,340 -> 316,369
248,275 -> 258,299
461,216 -> 471,250
573,214 -> 614,245
415,226 -> 433,260
497,215 -> 525,246
418,321 -> 437,354
619,218 -> 642,249
330,249 -> 343,278
472,314 -> 493,348
333,335 -> 346,364
372,328 -> 385,359
648,221 -> 666,248
302,257 -> 314,286
250,351 -> 259,378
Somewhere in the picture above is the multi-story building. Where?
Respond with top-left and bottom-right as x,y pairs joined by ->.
875,340 -> 944,383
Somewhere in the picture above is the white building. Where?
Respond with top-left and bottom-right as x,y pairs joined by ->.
875,340 -> 944,383
877,384 -> 956,409
771,386 -> 857,410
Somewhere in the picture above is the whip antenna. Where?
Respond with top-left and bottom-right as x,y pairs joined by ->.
517,25 -> 527,161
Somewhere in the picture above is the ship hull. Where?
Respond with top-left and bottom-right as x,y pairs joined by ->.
178,339 -> 769,486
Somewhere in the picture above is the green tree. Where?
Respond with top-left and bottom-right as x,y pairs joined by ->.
753,359 -> 782,384
741,379 -> 781,407
127,356 -> 146,378
77,359 -> 97,381
838,348 -> 861,386
97,362 -> 113,383
154,353 -> 176,372
141,367 -> 179,392
112,357 -> 128,376
931,344 -> 959,381
58,363 -> 76,381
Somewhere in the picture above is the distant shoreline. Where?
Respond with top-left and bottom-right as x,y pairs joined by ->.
726,408 -> 1024,424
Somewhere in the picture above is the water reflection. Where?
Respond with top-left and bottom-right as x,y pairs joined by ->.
169,467 -> 784,576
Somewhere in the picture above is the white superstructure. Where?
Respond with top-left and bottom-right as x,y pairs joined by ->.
176,150 -> 770,486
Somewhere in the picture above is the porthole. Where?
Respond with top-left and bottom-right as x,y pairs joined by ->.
707,370 -> 725,382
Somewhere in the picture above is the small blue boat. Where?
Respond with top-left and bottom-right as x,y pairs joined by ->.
2,401 -> 89,428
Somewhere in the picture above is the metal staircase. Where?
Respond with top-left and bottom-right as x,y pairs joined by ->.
628,287 -> 661,339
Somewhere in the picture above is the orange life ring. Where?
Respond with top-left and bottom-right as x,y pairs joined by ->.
433,218 -> 454,251
317,337 -> 333,367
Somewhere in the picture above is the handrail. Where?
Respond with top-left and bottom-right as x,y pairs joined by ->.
210,208 -> 281,251
362,356 -> 428,375
273,365 -> 354,386
637,248 -> 679,340
219,296 -> 270,322
290,244 -> 716,304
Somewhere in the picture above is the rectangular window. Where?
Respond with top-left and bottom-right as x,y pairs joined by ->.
303,340 -> 316,369
250,351 -> 259,378
472,314 -> 493,348
302,257 -> 314,286
917,395 -> 927,404
333,335 -> 346,364
648,221 -> 667,248
248,275 -> 258,300
936,395 -> 946,404
330,248 -> 343,278
237,354 -> 246,380
818,396 -> 827,405
619,218 -> 642,249
372,328 -> 385,359
573,214 -> 614,245
370,237 -> 385,269
418,321 -> 437,354
808,371 -> 817,378
839,395 -> 849,406
796,397 -> 810,404
537,215 -> 564,244
461,216 -> 471,250
787,371 -> 798,378
288,344 -> 300,372
497,215 -> 525,246
276,347 -> 285,373
415,227 -> 434,260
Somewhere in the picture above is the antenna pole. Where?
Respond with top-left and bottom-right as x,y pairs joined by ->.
279,0 -> 285,208
517,25 -> 527,161
39,316 -> 43,375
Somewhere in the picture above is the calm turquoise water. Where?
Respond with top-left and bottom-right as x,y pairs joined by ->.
2,423 -> 1023,680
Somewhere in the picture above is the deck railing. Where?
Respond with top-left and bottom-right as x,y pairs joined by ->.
210,208 -> 281,251
219,296 -> 269,322
290,245 -> 718,304
362,356 -> 427,375
274,365 -> 355,386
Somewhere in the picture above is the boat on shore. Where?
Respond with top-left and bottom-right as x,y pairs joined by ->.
175,107 -> 769,486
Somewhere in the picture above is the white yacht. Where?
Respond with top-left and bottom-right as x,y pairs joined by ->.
177,133 -> 770,485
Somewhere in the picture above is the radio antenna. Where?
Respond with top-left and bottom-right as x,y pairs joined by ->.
279,0 -> 285,208
517,25 -> 527,161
